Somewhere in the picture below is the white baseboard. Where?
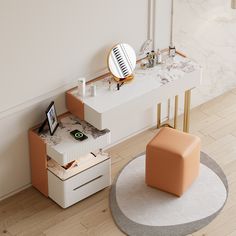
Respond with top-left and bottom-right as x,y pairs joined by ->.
0,67 -> 109,121
0,184 -> 32,202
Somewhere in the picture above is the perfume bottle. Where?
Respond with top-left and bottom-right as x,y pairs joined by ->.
169,43 -> 176,57
147,51 -> 156,68
156,49 -> 162,64
147,52 -> 152,67
151,50 -> 156,67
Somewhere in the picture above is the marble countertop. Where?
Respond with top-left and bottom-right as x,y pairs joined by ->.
39,115 -> 110,147
69,54 -> 202,113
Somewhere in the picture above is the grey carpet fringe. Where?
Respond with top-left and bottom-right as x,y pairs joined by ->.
109,152 -> 228,236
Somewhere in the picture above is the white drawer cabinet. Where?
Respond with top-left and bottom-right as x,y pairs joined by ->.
48,158 -> 111,208
29,113 -> 111,208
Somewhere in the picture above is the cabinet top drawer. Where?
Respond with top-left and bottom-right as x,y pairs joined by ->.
34,114 -> 110,165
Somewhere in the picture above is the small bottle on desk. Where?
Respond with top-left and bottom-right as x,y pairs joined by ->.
169,43 -> 176,57
90,84 -> 96,97
147,52 -> 151,67
151,50 -> 156,67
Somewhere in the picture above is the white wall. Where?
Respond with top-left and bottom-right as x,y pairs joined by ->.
0,0 -> 148,113
0,0 -> 172,199
174,0 -> 236,107
155,0 -> 172,49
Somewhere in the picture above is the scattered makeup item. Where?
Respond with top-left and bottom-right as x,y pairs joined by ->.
140,59 -> 149,69
150,50 -> 156,67
116,81 -> 124,91
108,79 -> 112,91
62,160 -> 78,170
90,152 -> 96,157
146,52 -> 152,68
146,51 -> 157,68
78,77 -> 86,97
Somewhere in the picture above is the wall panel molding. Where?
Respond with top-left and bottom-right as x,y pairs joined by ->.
0,1 -> 156,199
0,68 -> 109,120
0,0 -> 149,116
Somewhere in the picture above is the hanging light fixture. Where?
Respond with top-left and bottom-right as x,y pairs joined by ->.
232,0 -> 236,9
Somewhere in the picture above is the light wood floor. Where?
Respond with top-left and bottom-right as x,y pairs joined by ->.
1,89 -> 236,236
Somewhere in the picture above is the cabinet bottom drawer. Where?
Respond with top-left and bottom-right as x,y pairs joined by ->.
48,159 -> 111,208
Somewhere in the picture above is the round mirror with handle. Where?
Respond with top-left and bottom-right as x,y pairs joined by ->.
108,43 -> 136,83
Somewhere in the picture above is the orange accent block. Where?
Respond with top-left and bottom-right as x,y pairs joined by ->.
66,88 -> 84,120
28,130 -> 48,196
146,127 -> 201,197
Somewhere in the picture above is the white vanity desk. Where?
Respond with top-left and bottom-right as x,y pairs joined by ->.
28,53 -> 202,208
67,53 -> 202,132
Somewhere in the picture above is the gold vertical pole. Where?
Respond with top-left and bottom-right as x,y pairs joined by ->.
183,90 -> 191,133
174,95 -> 179,129
157,103 -> 161,128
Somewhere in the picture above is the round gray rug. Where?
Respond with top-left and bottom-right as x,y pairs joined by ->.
109,152 -> 228,236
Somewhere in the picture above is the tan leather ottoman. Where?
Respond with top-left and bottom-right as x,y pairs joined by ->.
146,127 -> 201,197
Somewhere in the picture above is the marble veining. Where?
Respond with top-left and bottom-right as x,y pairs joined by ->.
86,54 -> 201,93
39,115 -> 110,146
174,0 -> 236,105
135,54 -> 201,86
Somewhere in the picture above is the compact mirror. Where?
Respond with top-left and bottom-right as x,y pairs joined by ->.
108,43 -> 136,82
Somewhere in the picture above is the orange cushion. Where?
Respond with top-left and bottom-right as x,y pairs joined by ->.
146,127 -> 201,197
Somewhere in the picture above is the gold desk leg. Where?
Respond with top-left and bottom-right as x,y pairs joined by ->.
183,90 -> 191,133
157,103 -> 161,128
174,95 -> 179,129
167,99 -> 171,121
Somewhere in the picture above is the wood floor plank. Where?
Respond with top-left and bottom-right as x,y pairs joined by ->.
0,231 -> 13,236
6,204 -> 62,236
0,188 -> 52,233
202,135 -> 236,158
79,199 -> 110,229
199,111 -> 236,139
86,218 -> 124,236
199,92 -> 236,117
193,204 -> 236,236
43,214 -> 87,236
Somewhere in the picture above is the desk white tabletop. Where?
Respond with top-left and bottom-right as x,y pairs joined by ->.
70,54 -> 202,114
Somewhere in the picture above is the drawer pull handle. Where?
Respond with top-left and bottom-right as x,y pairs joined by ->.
73,175 -> 103,191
